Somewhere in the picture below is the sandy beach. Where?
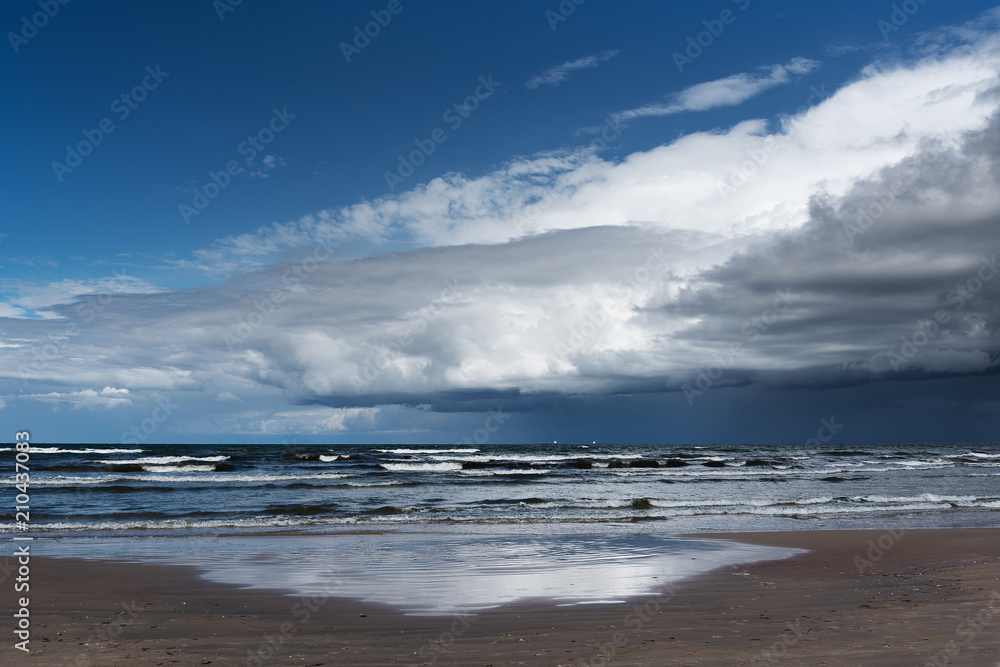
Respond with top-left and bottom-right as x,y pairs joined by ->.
2,527 -> 998,666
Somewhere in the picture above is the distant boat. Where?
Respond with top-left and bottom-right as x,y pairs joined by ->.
538,441 -> 557,445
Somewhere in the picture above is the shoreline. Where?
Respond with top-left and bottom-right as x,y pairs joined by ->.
4,527 -> 999,665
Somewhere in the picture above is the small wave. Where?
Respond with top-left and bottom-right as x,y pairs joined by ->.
262,503 -> 340,517
377,448 -> 479,454
97,455 -> 230,465
459,469 -> 551,476
28,447 -> 145,454
340,480 -> 412,487
365,505 -> 408,515
426,453 -> 643,463
851,493 -> 984,504
32,472 -> 349,486
141,465 -> 216,473
478,497 -> 547,505
380,462 -> 462,472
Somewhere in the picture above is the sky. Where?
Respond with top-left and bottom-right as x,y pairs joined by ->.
2,1 -> 1000,445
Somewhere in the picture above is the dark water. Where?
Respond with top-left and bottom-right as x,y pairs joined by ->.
10,442 -> 1000,535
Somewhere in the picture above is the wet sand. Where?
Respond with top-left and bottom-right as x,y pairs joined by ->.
4,528 -> 999,666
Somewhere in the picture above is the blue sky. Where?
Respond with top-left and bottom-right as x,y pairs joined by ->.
3,1 -> 1000,444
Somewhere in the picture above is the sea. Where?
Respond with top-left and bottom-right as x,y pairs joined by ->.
10,441 -> 999,613
13,441 -> 1000,535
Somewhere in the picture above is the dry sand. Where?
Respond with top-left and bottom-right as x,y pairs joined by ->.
3,528 -> 999,666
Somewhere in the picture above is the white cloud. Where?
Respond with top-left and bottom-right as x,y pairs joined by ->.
206,407 -> 380,434
610,58 -> 820,124
249,154 -> 287,179
194,43 -> 991,261
0,304 -> 28,319
526,50 -> 621,89
3,17 -> 1000,430
0,271 -> 163,318
24,386 -> 132,411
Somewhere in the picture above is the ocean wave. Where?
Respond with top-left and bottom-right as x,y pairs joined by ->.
22,447 -> 145,454
850,493 -> 986,504
380,462 -> 463,472
458,469 -> 551,476
31,472 -> 350,486
340,480 -> 411,487
18,498 -> 1000,533
141,465 -> 217,473
423,453 -> 644,463
97,455 -> 230,465
376,448 -> 480,454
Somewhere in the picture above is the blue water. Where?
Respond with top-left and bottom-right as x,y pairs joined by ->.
10,441 -> 1000,536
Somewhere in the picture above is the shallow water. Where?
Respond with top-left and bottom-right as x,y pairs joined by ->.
45,532 -> 801,615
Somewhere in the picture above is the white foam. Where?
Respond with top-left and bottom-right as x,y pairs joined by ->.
427,453 -> 642,463
97,455 -> 229,464
380,462 -> 463,472
376,448 -> 480,454
32,472 -> 348,485
458,469 -> 551,476
28,447 -> 145,454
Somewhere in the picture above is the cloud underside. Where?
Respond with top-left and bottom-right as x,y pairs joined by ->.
4,23 -> 1000,433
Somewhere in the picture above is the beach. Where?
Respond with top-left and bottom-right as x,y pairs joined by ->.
6,527 -> 1000,666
